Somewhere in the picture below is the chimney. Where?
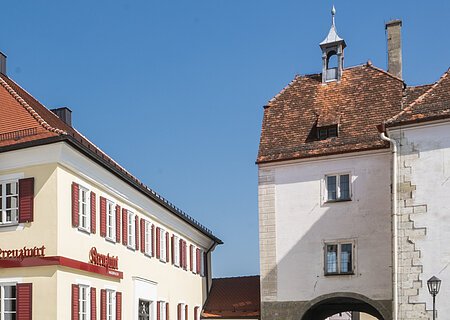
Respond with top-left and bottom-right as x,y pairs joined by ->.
385,19 -> 402,79
51,107 -> 72,126
0,52 -> 6,75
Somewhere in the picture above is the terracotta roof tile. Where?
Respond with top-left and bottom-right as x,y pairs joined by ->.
257,64 -> 405,163
202,276 -> 260,319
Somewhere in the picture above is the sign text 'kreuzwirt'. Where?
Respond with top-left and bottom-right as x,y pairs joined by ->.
89,247 -> 119,270
0,245 -> 46,261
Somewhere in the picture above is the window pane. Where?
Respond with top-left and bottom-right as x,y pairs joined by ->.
340,243 -> 353,273
340,174 -> 350,199
318,128 -> 328,140
326,244 -> 338,273
328,126 -> 338,137
4,286 -> 16,298
327,176 -> 337,201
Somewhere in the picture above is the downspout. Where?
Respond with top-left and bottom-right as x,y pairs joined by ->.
378,124 -> 398,320
205,241 -> 217,293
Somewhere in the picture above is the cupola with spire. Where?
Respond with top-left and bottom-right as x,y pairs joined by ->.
320,6 -> 346,83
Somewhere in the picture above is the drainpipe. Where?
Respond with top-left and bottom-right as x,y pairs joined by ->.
205,241 -> 217,293
378,124 -> 398,320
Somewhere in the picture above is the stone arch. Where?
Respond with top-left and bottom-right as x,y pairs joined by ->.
299,292 -> 391,320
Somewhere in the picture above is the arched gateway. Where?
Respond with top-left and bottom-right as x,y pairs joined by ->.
300,293 -> 391,320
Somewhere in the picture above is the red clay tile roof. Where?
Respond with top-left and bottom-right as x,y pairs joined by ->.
0,72 -> 221,243
202,276 -> 260,319
387,69 -> 450,127
257,63 -> 406,164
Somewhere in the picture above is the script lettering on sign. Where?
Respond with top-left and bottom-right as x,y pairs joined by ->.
0,245 -> 46,261
89,247 -> 119,270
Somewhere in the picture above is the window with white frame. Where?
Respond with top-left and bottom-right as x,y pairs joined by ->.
0,284 -> 16,319
139,299 -> 151,320
160,229 -> 166,262
144,221 -> 153,256
79,285 -> 90,320
174,235 -> 180,267
192,246 -> 197,274
178,303 -> 186,320
0,180 -> 19,225
325,173 -> 351,201
106,290 -> 116,320
127,211 -> 136,249
159,301 -> 167,320
325,241 -> 354,275
106,200 -> 116,241
200,250 -> 205,276
78,185 -> 91,232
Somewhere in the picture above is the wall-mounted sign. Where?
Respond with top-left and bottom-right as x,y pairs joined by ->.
0,245 -> 46,261
89,247 -> 118,270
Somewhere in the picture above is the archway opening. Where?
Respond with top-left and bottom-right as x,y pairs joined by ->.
326,312 -> 379,320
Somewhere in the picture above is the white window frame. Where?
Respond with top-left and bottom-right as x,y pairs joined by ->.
195,306 -> 201,320
0,179 -> 19,226
192,245 -> 197,274
325,173 -> 351,202
78,185 -> 91,232
79,284 -> 90,320
160,229 -> 167,263
179,303 -> 186,320
106,200 -> 116,242
159,301 -> 167,320
324,239 -> 355,275
144,220 -> 153,257
106,289 -> 116,320
127,211 -> 136,250
173,235 -> 180,267
200,250 -> 205,277
0,283 -> 17,320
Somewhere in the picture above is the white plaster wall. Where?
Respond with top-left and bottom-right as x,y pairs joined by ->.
268,151 -> 392,301
398,122 -> 450,314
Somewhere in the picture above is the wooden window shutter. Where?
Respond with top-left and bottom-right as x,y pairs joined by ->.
122,209 -> 128,246
171,235 -> 175,264
90,192 -> 96,234
115,205 -> 121,243
116,292 -> 122,320
185,305 -> 188,320
99,197 -> 107,237
196,248 -> 201,274
100,289 -> 106,320
190,245 -> 193,272
166,232 -> 170,263
140,218 -> 145,253
90,287 -> 96,320
16,283 -> 32,320
194,307 -> 199,320
166,302 -> 170,320
156,227 -> 161,259
151,224 -> 155,257
135,215 -> 139,251
72,182 -> 79,228
177,304 -> 181,320
157,301 -> 161,320
72,284 -> 79,320
18,178 -> 34,223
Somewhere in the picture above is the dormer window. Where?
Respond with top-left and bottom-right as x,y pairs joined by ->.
317,125 -> 338,140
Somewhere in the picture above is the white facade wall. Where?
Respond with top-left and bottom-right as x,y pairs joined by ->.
264,151 -> 392,302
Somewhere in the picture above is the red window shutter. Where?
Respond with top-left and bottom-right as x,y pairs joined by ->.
194,307 -> 199,320
122,209 -> 128,246
135,215 -> 139,251
18,178 -> 34,223
72,284 -> 79,320
100,289 -> 106,320
16,283 -> 32,320
190,245 -> 193,272
157,301 -> 161,320
203,251 -> 207,276
72,182 -> 79,228
116,292 -> 122,320
177,304 -> 182,320
166,302 -> 170,320
196,248 -> 201,274
99,197 -> 107,237
171,235 -> 175,265
91,287 -> 97,320
166,232 -> 170,263
151,224 -> 155,257
115,205 -> 121,243
184,241 -> 187,270
90,192 -> 96,234
185,305 -> 188,320
156,227 -> 161,259
140,218 -> 145,253
179,239 -> 183,268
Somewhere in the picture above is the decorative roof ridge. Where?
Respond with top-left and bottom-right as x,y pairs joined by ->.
387,68 -> 450,124
0,75 -> 66,135
266,74 -> 300,107
213,275 -> 260,280
365,61 -> 405,83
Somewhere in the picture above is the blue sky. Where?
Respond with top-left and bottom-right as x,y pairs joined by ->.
1,1 -> 449,277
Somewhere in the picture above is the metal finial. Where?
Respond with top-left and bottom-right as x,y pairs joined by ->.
331,5 -> 336,26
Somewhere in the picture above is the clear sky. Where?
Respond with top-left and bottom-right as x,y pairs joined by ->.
1,1 -> 449,277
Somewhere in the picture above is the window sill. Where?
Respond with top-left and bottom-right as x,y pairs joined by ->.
0,223 -> 22,232
77,227 -> 91,234
127,245 -> 136,251
105,237 -> 116,244
325,272 -> 355,276
325,198 -> 352,204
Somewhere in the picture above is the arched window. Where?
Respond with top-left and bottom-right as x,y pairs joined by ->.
326,51 -> 338,81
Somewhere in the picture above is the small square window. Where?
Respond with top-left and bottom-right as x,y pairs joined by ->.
325,174 -> 351,202
325,241 -> 354,275
317,125 -> 338,140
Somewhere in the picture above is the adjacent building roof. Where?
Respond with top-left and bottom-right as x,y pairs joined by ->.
0,72 -> 222,244
257,63 -> 450,164
202,276 -> 260,319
